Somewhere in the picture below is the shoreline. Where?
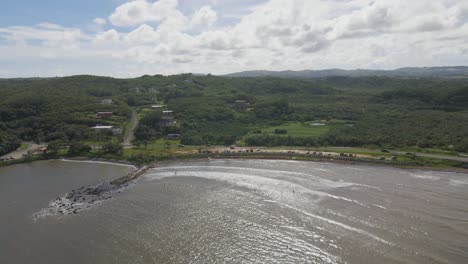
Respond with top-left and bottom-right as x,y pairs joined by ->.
196,155 -> 468,174
1,153 -> 468,174
212,156 -> 468,174
60,157 -> 137,168
27,154 -> 468,218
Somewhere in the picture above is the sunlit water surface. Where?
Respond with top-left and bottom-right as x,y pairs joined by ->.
1,159 -> 467,263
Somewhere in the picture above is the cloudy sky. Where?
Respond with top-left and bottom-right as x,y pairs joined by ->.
1,0 -> 467,77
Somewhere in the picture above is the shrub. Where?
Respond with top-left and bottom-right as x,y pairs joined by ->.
274,129 -> 288,134
68,142 -> 91,155
102,142 -> 123,155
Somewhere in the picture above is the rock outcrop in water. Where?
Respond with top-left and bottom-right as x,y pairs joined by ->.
34,166 -> 152,218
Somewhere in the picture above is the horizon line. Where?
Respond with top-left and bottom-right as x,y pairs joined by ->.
1,65 -> 468,79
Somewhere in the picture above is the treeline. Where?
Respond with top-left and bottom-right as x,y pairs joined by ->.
245,135 -> 325,147
325,111 -> 468,151
246,110 -> 468,152
167,97 -> 247,145
376,85 -> 468,108
167,97 -> 298,146
134,111 -> 179,143
0,76 -> 133,146
1,74 -> 468,153
0,131 -> 20,156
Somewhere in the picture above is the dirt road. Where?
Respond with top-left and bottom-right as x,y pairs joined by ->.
0,142 -> 46,160
123,110 -> 138,147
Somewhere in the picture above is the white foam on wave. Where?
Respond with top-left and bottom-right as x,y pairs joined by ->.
449,179 -> 468,186
267,200 -> 395,247
146,166 -> 371,209
409,173 -> 440,181
372,204 -> 387,210
147,170 -> 326,205
60,159 -> 137,168
259,224 -> 341,263
145,165 -> 397,247
247,159 -> 303,164
149,165 -> 351,188
154,165 -> 380,190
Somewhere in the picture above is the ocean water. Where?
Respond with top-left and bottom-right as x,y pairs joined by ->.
1,159 -> 467,263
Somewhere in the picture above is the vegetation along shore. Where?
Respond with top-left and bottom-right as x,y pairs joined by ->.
1,72 -> 467,172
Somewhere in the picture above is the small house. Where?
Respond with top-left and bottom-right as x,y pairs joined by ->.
91,125 -> 114,130
100,99 -> 113,105
162,110 -> 174,118
151,105 -> 165,110
90,125 -> 121,136
39,147 -> 48,154
167,134 -> 181,140
160,119 -> 176,126
231,100 -> 250,111
96,112 -> 113,119
130,87 -> 141,93
111,128 -> 123,136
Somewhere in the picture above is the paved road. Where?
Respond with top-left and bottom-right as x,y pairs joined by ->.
327,147 -> 468,163
392,151 -> 468,163
122,110 -> 138,147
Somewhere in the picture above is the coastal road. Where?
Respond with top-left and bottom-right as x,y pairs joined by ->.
123,110 -> 138,148
327,147 -> 468,163
392,151 -> 468,163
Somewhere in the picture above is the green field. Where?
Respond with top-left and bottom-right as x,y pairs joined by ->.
260,120 -> 350,137
124,138 -> 189,155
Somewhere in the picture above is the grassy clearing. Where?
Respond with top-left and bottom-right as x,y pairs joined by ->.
123,139 -> 196,156
259,120 -> 350,137
20,143 -> 29,150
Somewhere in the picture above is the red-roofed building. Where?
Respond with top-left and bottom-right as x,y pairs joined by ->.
96,112 -> 113,119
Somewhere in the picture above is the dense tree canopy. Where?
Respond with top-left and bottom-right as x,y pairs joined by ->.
1,74 -> 467,154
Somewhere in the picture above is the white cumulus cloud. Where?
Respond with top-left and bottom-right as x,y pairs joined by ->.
190,6 -> 218,29
1,0 -> 468,77
109,0 -> 182,27
94,18 -> 107,25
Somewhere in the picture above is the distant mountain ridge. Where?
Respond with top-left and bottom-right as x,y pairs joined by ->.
225,66 -> 468,79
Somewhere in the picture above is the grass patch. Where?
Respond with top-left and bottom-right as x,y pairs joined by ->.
124,139 -> 193,155
20,143 -> 29,150
259,120 -> 349,137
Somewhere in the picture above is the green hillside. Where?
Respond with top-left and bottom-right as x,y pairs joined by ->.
1,74 -> 467,156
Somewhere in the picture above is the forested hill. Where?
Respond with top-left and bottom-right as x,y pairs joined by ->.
226,66 -> 468,79
0,74 -> 467,157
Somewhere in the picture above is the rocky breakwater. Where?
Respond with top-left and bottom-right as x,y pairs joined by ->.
110,166 -> 151,185
34,166 -> 152,219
